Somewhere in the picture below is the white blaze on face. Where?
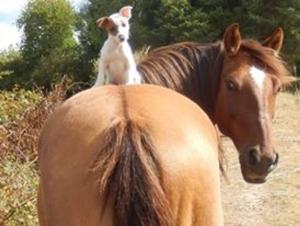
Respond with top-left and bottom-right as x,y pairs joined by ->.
249,66 -> 266,91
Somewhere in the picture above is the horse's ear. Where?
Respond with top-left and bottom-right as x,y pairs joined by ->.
119,6 -> 133,19
223,23 -> 241,56
262,27 -> 284,52
96,17 -> 113,30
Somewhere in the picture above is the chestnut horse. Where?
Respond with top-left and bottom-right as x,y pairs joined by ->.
138,23 -> 293,183
38,85 -> 223,226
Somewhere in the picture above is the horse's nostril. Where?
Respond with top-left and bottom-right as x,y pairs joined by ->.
248,149 -> 260,166
273,153 -> 279,165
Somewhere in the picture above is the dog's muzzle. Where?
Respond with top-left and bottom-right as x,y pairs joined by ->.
118,34 -> 125,42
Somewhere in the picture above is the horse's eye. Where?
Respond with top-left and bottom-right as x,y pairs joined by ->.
226,80 -> 238,91
121,22 -> 126,27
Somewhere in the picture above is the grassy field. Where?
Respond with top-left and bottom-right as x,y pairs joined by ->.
0,89 -> 299,226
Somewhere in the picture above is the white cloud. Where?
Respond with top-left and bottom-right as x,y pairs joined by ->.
0,22 -> 21,50
0,0 -> 27,14
71,0 -> 84,8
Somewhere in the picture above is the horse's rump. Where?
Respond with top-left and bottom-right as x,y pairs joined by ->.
38,85 -> 223,226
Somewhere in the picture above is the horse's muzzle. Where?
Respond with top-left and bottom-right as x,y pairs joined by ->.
239,147 -> 279,183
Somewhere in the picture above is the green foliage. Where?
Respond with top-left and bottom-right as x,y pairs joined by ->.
18,0 -> 77,61
0,49 -> 26,89
132,0 -> 226,46
1,0 -> 300,89
0,89 -> 42,124
0,80 -> 67,161
77,0 -> 300,79
219,0 -> 300,68
16,0 -> 81,88
0,49 -> 20,79
0,157 -> 38,226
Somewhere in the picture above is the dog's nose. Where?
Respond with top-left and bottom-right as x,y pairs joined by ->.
118,34 -> 125,42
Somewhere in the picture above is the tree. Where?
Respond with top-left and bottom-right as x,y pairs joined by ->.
17,0 -> 79,88
78,0 -> 222,79
0,48 -> 25,89
220,0 -> 300,74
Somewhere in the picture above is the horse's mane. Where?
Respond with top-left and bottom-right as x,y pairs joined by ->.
138,42 -> 223,109
137,42 -> 196,91
138,40 -> 293,89
239,39 -> 293,85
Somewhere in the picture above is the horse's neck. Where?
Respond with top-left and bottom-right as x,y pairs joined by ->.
139,42 -> 224,122
193,43 -> 224,122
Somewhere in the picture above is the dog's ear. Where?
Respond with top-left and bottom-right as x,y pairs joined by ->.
262,27 -> 284,52
119,6 -> 133,19
96,17 -> 113,29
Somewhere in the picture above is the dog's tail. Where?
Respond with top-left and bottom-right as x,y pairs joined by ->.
92,119 -> 173,226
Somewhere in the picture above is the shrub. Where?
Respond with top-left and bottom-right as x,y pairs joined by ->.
0,79 -> 70,161
0,77 -> 75,226
0,88 -> 42,124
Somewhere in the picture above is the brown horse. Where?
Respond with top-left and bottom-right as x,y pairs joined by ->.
38,85 -> 223,226
138,23 -> 294,183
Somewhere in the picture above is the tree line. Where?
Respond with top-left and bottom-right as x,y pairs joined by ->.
0,0 -> 299,90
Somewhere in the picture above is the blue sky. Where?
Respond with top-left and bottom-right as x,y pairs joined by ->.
0,0 -> 84,50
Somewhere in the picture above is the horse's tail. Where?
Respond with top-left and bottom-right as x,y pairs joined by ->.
92,119 -> 173,226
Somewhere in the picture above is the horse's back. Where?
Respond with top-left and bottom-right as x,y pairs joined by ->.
38,85 -> 223,226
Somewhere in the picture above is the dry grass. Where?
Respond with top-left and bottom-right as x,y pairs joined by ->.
0,78 -> 71,225
134,46 -> 151,63
0,78 -> 70,161
0,157 -> 38,226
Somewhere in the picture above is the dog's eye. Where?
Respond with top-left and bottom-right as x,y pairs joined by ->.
121,22 -> 126,27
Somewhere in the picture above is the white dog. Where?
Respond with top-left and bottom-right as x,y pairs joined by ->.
93,6 -> 141,87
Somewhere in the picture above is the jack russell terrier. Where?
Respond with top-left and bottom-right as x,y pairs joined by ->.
93,6 -> 141,87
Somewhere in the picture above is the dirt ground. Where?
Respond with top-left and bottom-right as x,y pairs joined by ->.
221,92 -> 300,226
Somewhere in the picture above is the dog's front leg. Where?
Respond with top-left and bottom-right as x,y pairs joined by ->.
93,60 -> 106,87
127,69 -> 141,85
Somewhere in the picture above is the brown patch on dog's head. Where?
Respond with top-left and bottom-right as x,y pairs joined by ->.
96,17 -> 118,35
96,17 -> 114,30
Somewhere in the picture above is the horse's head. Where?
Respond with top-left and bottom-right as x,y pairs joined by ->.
215,23 -> 292,183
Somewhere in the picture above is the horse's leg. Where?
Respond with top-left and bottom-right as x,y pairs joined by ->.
159,142 -> 224,226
